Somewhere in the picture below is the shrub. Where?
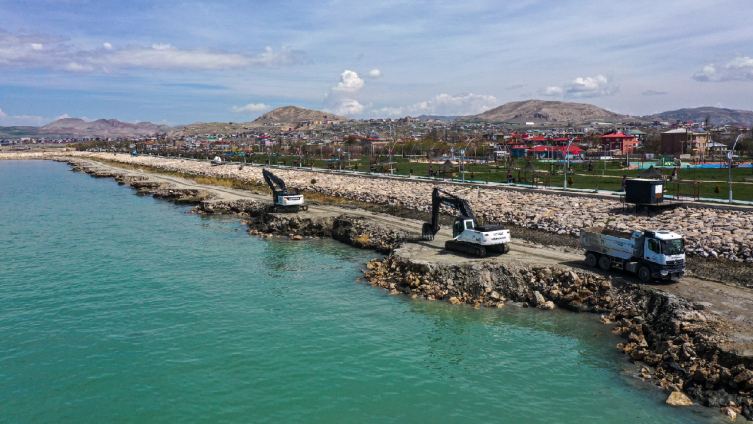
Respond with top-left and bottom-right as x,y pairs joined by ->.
567,176 -> 574,186
715,184 -> 721,195
311,178 -> 317,185
409,168 -> 414,174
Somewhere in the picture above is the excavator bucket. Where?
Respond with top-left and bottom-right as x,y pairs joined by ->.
421,223 -> 435,240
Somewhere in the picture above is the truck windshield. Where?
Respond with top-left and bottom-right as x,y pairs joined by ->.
661,239 -> 684,255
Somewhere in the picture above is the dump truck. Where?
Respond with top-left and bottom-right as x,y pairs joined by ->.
580,226 -> 685,282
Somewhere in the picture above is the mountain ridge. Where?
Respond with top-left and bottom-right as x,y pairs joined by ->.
457,99 -> 624,124
650,107 -> 753,126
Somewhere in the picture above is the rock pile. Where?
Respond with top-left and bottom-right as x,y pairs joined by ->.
58,152 -> 753,264
365,252 -> 753,420
245,211 -> 410,253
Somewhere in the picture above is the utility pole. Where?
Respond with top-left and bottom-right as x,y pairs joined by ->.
729,134 -> 742,204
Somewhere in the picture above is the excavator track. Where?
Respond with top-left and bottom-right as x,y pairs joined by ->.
446,240 -> 487,257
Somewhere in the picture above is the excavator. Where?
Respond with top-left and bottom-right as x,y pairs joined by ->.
262,168 -> 308,213
421,188 -> 511,257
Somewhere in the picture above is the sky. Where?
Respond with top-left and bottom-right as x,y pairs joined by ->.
0,0 -> 752,126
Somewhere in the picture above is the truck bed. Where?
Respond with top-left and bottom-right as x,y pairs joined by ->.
582,226 -> 633,240
580,226 -> 637,260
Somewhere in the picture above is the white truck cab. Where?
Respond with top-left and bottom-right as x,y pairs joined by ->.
581,227 -> 685,282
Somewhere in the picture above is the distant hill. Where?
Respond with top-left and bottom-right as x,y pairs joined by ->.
168,106 -> 351,138
253,106 -> 350,124
650,107 -> 753,126
0,118 -> 173,139
457,99 -> 624,124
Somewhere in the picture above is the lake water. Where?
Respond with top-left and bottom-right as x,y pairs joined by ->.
0,160 -> 721,423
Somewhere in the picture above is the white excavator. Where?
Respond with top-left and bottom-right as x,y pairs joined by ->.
263,168 -> 308,213
421,188 -> 511,257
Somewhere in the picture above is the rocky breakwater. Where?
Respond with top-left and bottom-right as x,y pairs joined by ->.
248,211 -> 410,253
64,158 -> 213,205
68,152 -> 753,265
364,250 -> 752,420
185,199 -> 411,253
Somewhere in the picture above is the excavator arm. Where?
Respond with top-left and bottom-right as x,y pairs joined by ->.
263,168 -> 287,195
422,188 -> 476,240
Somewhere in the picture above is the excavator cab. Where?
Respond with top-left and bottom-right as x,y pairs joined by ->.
453,217 -> 474,238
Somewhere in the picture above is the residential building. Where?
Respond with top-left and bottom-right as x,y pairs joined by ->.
600,132 -> 639,154
660,128 -> 711,157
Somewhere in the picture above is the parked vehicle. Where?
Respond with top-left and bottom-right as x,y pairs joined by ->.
580,226 -> 685,282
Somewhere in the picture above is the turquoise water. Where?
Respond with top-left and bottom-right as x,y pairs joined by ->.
1,161 -> 721,423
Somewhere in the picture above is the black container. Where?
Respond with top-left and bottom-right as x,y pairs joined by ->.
625,179 -> 664,204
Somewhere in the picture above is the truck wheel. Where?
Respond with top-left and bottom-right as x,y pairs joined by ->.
638,266 -> 652,283
585,253 -> 598,267
598,256 -> 611,271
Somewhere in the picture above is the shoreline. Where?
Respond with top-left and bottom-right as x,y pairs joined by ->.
5,152 -> 753,419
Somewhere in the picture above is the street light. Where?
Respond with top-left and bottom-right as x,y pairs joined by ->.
563,137 -> 574,189
729,134 -> 743,204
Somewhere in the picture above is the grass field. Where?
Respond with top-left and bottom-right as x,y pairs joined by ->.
162,152 -> 753,202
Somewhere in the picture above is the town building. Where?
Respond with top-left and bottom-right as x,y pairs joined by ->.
600,132 -> 639,154
660,128 -> 711,157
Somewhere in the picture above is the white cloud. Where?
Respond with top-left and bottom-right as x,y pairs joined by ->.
364,69 -> 382,79
230,103 -> 271,113
564,75 -> 619,98
332,70 -> 364,93
372,93 -> 499,117
323,70 -> 366,116
693,56 -> 753,82
0,29 -> 308,73
0,107 -> 49,126
540,86 -> 563,97
540,74 -> 619,99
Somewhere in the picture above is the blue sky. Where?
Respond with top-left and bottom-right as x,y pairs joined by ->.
1,0 -> 752,126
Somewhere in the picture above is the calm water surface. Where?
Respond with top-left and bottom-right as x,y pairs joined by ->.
0,161 -> 721,423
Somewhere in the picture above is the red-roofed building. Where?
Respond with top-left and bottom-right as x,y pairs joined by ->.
600,132 -> 639,154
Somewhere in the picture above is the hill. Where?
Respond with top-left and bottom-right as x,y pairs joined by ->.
651,107 -> 753,126
252,106 -> 350,124
41,118 -> 173,136
0,118 -> 173,139
168,106 -> 351,138
457,99 -> 624,124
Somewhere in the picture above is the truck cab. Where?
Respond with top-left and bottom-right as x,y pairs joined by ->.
641,230 -> 685,279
